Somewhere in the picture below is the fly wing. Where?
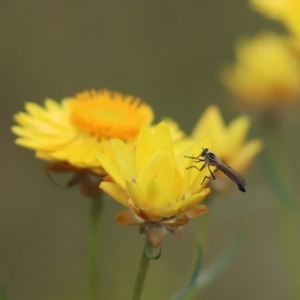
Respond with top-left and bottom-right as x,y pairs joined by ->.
215,159 -> 246,188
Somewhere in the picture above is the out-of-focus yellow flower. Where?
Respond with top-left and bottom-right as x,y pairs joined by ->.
12,89 -> 154,173
12,89 -> 154,196
251,0 -> 300,36
96,121 -> 212,247
159,117 -> 186,142
221,33 -> 300,106
250,0 -> 300,67
176,106 -> 263,191
190,106 -> 262,173
289,39 -> 300,63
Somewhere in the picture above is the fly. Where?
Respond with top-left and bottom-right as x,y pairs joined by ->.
185,148 -> 246,192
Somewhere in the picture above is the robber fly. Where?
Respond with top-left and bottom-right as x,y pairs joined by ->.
185,148 -> 246,192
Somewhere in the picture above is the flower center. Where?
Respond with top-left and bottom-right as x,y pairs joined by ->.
70,90 -> 154,140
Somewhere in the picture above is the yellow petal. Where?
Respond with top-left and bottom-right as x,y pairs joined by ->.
77,142 -> 104,165
125,178 -> 149,210
51,136 -> 94,162
144,179 -> 165,207
14,137 -> 53,150
25,102 -> 46,118
148,206 -> 179,218
191,106 -> 226,149
34,132 -> 76,151
163,117 -> 186,141
153,150 -> 182,202
44,98 -> 62,111
171,188 -> 210,215
111,139 -> 136,178
95,153 -> 125,188
14,112 -> 44,128
153,121 -> 173,152
228,139 -> 263,172
136,124 -> 155,173
12,126 -> 41,140
138,150 -> 163,190
100,182 -> 131,208
222,115 -> 251,157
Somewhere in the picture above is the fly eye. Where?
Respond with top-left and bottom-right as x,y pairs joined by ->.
200,148 -> 208,156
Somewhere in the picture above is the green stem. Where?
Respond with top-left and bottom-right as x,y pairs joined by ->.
279,206 -> 300,300
262,127 -> 296,208
131,239 -> 152,300
88,196 -> 104,300
262,126 -> 300,300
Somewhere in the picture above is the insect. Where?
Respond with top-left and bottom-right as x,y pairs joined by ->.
185,148 -> 246,192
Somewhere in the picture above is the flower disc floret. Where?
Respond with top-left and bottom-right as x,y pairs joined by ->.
71,90 -> 153,140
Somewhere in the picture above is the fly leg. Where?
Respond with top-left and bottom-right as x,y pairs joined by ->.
201,164 -> 216,185
184,155 -> 204,163
184,154 -> 202,159
186,160 -> 206,171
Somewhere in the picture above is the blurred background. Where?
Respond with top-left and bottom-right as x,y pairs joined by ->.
1,1 -> 299,299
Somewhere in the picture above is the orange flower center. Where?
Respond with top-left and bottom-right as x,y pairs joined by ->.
70,90 -> 154,140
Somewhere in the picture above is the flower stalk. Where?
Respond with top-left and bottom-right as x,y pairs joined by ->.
88,195 -> 104,300
131,238 -> 152,300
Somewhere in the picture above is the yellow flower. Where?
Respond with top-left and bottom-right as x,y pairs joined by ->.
251,0 -> 300,36
177,106 -> 263,191
289,35 -> 300,60
250,0 -> 300,62
221,33 -> 300,106
12,89 -> 154,196
96,121 -> 211,247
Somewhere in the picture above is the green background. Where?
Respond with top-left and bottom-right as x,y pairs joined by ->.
1,1 -> 298,299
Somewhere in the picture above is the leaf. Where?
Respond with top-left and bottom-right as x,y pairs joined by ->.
169,227 -> 247,300
195,227 -> 246,290
169,244 -> 203,300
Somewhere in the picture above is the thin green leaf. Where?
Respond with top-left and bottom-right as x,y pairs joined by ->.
195,227 -> 246,290
169,227 -> 246,300
169,244 -> 203,300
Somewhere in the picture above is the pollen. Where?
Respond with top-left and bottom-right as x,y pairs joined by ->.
70,90 -> 154,140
